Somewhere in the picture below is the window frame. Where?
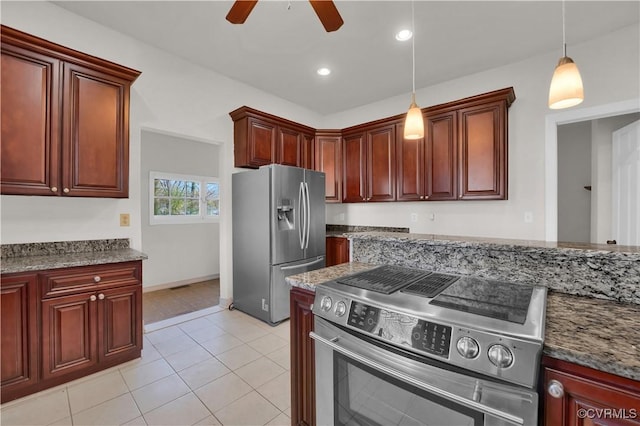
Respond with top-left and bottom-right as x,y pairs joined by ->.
149,171 -> 220,225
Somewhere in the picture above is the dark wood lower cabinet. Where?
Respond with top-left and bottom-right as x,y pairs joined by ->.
0,261 -> 142,403
0,273 -> 39,401
326,237 -> 350,267
542,356 -> 640,426
290,287 -> 316,426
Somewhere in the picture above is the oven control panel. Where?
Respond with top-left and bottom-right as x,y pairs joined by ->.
346,301 -> 452,359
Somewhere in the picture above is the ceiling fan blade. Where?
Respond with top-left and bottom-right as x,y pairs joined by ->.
308,0 -> 344,32
226,0 -> 259,24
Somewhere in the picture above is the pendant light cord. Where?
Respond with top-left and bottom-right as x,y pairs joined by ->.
411,0 -> 416,95
562,0 -> 567,57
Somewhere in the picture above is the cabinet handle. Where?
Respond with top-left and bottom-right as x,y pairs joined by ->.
63,188 -> 70,193
51,187 -> 57,192
98,293 -> 105,300
90,295 -> 97,302
94,276 -> 101,283
547,380 -> 564,399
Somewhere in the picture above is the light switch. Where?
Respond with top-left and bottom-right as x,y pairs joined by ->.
120,213 -> 130,227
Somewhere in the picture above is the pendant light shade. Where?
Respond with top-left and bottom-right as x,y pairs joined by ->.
548,0 -> 584,109
404,1 -> 424,140
404,94 -> 424,140
548,56 -> 584,109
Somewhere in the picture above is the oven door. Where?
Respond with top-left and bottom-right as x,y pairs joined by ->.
311,317 -> 538,426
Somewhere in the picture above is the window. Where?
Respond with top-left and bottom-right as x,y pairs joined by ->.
150,171 -> 219,225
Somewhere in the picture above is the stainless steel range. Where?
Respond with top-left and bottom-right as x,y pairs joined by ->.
311,265 -> 546,426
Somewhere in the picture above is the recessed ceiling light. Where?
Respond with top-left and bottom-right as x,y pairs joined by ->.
317,67 -> 331,76
395,29 -> 412,41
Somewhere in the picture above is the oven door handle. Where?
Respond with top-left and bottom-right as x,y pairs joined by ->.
309,331 -> 525,426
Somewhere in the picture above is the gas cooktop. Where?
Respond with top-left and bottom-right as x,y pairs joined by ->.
313,265 -> 547,388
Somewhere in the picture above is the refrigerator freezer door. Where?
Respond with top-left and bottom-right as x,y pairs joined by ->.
271,165 -> 305,265
304,169 -> 327,259
270,256 -> 325,324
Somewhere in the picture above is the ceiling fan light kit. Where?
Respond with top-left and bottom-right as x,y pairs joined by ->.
226,0 -> 343,32
548,0 -> 584,109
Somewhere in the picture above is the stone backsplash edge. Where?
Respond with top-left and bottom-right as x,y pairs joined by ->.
1,239 -> 130,259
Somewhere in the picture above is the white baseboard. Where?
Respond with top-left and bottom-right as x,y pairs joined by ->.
218,296 -> 233,309
142,274 -> 220,293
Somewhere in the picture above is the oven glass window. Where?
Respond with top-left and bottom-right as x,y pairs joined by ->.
334,353 -> 483,426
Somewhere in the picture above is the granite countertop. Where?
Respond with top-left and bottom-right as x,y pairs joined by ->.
347,231 -> 640,256
286,263 -> 640,382
325,225 -> 410,238
1,239 -> 148,274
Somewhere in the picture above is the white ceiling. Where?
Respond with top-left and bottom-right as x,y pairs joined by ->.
52,1 -> 639,115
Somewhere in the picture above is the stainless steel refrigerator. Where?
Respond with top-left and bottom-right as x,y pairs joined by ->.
232,164 -> 326,325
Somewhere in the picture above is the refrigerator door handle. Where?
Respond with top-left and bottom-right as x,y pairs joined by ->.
280,257 -> 325,270
298,182 -> 305,250
304,182 -> 311,249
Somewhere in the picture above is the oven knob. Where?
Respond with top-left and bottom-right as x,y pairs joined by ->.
320,296 -> 333,312
456,336 -> 480,359
335,301 -> 347,317
488,344 -> 513,368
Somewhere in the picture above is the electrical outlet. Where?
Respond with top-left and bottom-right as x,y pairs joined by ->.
120,213 -> 130,227
410,213 -> 418,223
429,213 -> 436,221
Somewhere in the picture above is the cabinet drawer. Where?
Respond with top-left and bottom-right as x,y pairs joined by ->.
41,262 -> 141,298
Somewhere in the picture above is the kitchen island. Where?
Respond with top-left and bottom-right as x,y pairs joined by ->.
286,232 -> 640,426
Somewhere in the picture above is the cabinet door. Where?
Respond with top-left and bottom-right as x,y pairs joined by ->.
426,111 -> 458,200
62,62 -> 130,197
245,117 -> 277,167
326,237 -> 350,266
41,292 -> 98,380
367,125 -> 396,202
342,133 -> 366,202
277,126 -> 302,167
98,285 -> 142,362
396,123 -> 425,201
290,288 -> 316,426
1,274 -> 38,401
302,134 -> 314,170
1,44 -> 60,196
315,134 -> 342,203
458,101 -> 507,200
544,367 -> 640,426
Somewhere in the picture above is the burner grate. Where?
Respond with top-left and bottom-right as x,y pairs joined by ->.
336,265 -> 432,294
401,273 -> 459,298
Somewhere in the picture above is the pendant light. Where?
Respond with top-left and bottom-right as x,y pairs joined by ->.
548,0 -> 584,109
404,0 -> 424,139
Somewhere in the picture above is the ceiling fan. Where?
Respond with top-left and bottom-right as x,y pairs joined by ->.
225,0 -> 344,32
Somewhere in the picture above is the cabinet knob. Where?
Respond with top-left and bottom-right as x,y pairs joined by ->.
420,196 -> 424,200
547,380 -> 564,399
90,295 -> 97,302
424,195 -> 429,200
51,187 -> 57,192
63,188 -> 70,193
98,293 -> 105,300
94,276 -> 101,283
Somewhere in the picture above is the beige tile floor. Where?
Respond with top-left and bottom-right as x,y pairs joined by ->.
0,308 -> 292,426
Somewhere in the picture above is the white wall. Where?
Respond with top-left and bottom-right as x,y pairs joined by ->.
0,1 -> 324,302
324,23 -> 640,241
557,122 -> 592,243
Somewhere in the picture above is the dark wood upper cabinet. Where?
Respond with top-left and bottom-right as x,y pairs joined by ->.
426,111 -> 458,200
314,131 -> 341,203
0,25 -> 140,198
342,132 -> 366,202
231,87 -> 514,203
231,106 -> 315,170
342,124 -> 396,203
458,101 -> 507,200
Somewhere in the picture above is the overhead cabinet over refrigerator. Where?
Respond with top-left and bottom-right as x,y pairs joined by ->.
232,165 -> 326,325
